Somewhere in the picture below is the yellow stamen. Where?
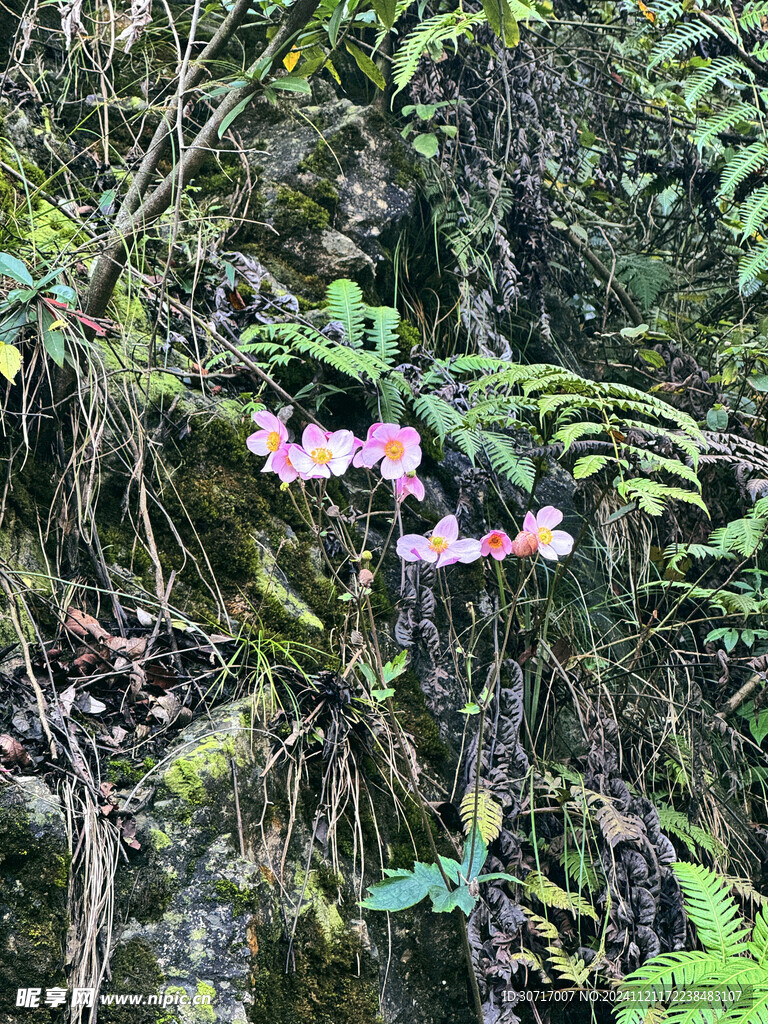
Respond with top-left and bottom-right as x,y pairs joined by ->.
267,430 -> 282,452
311,447 -> 332,464
488,533 -> 504,548
537,527 -> 553,545
385,439 -> 405,460
429,535 -> 449,553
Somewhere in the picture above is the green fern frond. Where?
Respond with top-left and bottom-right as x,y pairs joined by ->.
391,10 -> 485,96
523,870 -> 598,921
365,305 -> 401,363
545,945 -> 593,985
739,239 -> 768,289
673,863 -> 751,958
656,806 -> 727,859
649,20 -> 720,68
459,790 -> 504,843
326,278 -> 366,346
719,141 -> 768,199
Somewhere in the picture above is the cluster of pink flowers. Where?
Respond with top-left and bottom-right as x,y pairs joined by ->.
397,508 -> 574,567
247,412 -> 573,565
247,413 -> 425,491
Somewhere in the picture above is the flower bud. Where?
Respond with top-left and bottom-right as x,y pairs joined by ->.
358,568 -> 375,588
360,550 -> 373,562
511,530 -> 538,558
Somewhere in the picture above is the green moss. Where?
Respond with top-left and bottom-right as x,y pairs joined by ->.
149,828 -> 173,851
100,939 -> 167,1024
0,801 -> 70,1020
213,878 -> 257,917
396,320 -> 421,357
163,735 -> 233,817
250,905 -> 381,1024
273,186 -> 330,234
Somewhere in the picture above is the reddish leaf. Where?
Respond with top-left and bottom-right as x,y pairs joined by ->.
65,608 -> 110,641
0,734 -> 34,769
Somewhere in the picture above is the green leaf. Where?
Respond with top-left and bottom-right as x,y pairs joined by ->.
620,323 -> 650,339
0,341 -> 22,382
360,870 -> 431,911
372,0 -> 397,29
750,375 -> 768,392
573,454 -> 611,479
637,348 -> 666,369
40,305 -> 66,367
707,407 -> 729,430
345,41 -> 386,90
218,92 -> 256,138
460,828 -> 488,882
370,688 -> 395,701
0,252 -> 34,286
413,133 -> 439,158
0,309 -> 28,346
430,883 -> 476,914
327,0 -> 345,46
270,76 -> 312,94
480,0 -> 519,45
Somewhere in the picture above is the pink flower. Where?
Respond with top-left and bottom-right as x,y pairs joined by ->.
522,507 -> 574,561
353,423 -> 383,468
395,473 -> 425,502
247,410 -> 288,471
396,515 -> 481,568
360,423 -> 422,480
270,446 -> 299,483
480,530 -> 513,560
510,531 -> 538,558
288,424 -> 356,479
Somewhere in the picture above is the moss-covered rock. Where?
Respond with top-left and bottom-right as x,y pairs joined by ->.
0,777 -> 70,1024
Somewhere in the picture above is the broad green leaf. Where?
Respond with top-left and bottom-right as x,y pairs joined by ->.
370,688 -> 395,701
218,92 -> 256,138
345,41 -> 386,90
0,252 -> 34,286
360,870 -> 430,911
0,309 -> 28,346
0,341 -> 22,382
40,305 -> 66,367
270,77 -> 312,94
429,883 -> 475,914
460,828 -> 488,882
481,0 -> 519,45
372,0 -> 397,29
706,407 -> 728,430
413,133 -> 439,158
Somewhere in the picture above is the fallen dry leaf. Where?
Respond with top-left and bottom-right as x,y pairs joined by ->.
65,608 -> 110,641
0,734 -> 34,769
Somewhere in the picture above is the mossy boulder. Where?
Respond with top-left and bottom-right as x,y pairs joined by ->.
238,98 -> 416,295
0,777 -> 69,1024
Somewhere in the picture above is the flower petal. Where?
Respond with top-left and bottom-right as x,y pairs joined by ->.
399,447 -> 422,473
437,539 -> 482,566
523,511 -> 538,533
328,429 -> 355,456
433,515 -> 459,543
301,423 -> 326,450
287,444 -> 314,474
536,506 -> 563,530
398,427 -> 421,447
548,531 -> 574,555
537,543 -> 558,560
254,410 -> 281,432
380,458 -> 404,480
246,431 -> 269,456
397,535 -> 435,562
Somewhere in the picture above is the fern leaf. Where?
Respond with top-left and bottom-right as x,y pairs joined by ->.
365,305 -> 401,363
459,790 -> 504,843
523,870 -> 598,921
326,278 -> 366,347
672,863 -> 751,958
